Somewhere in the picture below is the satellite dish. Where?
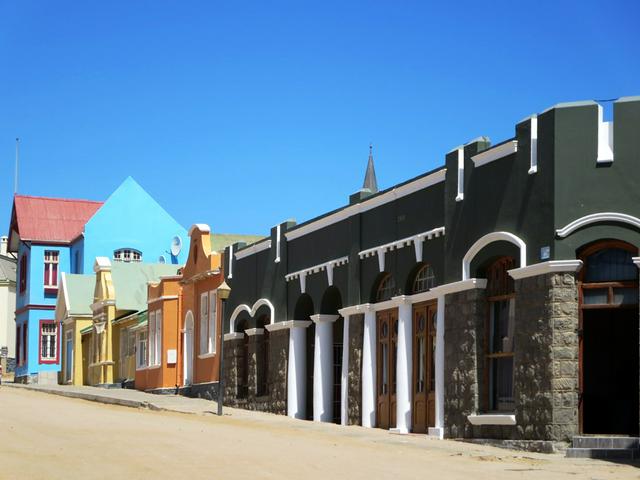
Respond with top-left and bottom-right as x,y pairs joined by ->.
158,255 -> 167,264
170,236 -> 182,256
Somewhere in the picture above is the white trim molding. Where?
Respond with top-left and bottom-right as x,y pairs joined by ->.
633,257 -> 640,269
224,332 -> 244,341
228,298 -> 276,333
462,231 -> 527,280
227,244 -> 233,279
471,140 -> 518,168
528,116 -> 538,174
234,240 -> 272,260
148,295 -> 179,305
284,169 -> 446,242
508,260 -> 583,280
467,414 -> 516,426
455,148 -> 464,202
245,328 -> 265,336
265,320 -> 312,332
359,227 -> 445,273
556,212 -> 640,238
597,104 -> 614,164
285,256 -> 349,293
188,223 -> 210,235
431,278 -> 487,296
275,224 -> 281,263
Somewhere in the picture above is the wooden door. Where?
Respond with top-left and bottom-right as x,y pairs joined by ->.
377,309 -> 398,429
412,302 -> 437,433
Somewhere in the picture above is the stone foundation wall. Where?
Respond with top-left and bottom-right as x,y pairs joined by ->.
223,329 -> 288,415
443,287 -> 486,439
443,272 -> 579,442
347,314 -> 364,425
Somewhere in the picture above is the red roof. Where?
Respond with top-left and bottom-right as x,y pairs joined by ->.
10,195 -> 103,245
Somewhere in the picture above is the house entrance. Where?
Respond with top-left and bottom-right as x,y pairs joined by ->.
412,302 -> 437,433
376,308 -> 398,429
580,241 -> 639,435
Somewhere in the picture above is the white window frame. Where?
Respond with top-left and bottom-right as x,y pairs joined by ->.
136,330 -> 147,369
155,309 -> 162,366
113,248 -> 142,263
40,321 -> 57,362
208,290 -> 217,354
199,292 -> 209,355
44,250 -> 59,288
148,311 -> 156,366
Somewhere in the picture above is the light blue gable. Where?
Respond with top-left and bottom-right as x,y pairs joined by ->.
79,177 -> 189,272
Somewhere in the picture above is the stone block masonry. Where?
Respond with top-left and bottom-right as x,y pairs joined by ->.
347,314 -> 364,425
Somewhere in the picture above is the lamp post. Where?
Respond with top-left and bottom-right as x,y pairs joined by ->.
217,280 -> 231,416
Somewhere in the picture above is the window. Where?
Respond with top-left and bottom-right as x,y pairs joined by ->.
113,248 -> 142,263
200,292 -> 209,354
580,242 -> 639,307
412,264 -> 436,294
486,257 -> 516,412
148,310 -> 161,366
136,330 -> 147,369
19,254 -> 27,293
208,291 -> 217,354
44,250 -> 59,290
40,321 -> 58,363
376,274 -> 396,302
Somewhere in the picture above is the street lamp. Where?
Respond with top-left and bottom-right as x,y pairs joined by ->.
217,280 -> 231,416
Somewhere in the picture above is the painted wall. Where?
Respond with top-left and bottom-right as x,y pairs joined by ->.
80,177 -> 189,272
17,243 -> 71,308
0,283 -> 16,359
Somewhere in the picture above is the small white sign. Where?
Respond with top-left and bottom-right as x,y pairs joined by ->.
166,349 -> 177,365
540,246 -> 551,260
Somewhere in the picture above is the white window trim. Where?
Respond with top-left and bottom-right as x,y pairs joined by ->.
199,292 -> 209,355
209,290 -> 217,355
44,250 -> 59,289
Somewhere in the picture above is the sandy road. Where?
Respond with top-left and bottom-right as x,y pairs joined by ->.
0,387 -> 638,480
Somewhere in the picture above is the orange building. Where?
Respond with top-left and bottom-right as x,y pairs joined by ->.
136,224 -> 226,398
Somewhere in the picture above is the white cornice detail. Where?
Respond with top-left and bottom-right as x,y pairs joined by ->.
265,320 -> 312,332
338,304 -> 374,317
310,314 -> 339,324
462,231 -> 527,280
147,295 -> 179,305
471,140 -> 518,168
358,227 -> 445,267
632,257 -> 640,268
528,116 -> 538,175
285,256 -> 349,287
90,299 -> 115,312
508,260 -> 583,280
234,240 -> 272,260
556,212 -> 640,238
468,414 -> 516,426
430,278 -> 487,296
228,298 -> 275,333
284,169 -> 446,242
245,328 -> 264,336
224,332 -> 244,341
188,223 -> 211,235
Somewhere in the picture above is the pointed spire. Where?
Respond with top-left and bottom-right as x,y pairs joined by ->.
362,143 -> 379,193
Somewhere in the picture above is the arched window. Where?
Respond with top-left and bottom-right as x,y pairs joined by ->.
580,241 -> 638,306
376,274 -> 396,302
485,256 -> 516,412
113,248 -> 142,263
412,264 -> 436,294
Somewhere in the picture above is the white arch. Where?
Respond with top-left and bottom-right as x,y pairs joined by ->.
228,298 -> 276,333
556,212 -> 640,238
462,231 -> 527,280
183,310 -> 195,386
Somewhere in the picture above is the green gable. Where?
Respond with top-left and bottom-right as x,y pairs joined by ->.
111,262 -> 181,312
64,273 -> 95,316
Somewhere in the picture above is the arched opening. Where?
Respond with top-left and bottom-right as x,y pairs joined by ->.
578,240 -> 639,435
183,311 -> 195,387
235,317 -> 250,399
294,294 -> 315,421
372,272 -> 396,303
321,286 -> 344,424
406,263 -> 436,295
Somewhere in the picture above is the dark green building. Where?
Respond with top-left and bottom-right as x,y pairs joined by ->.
222,96 -> 640,453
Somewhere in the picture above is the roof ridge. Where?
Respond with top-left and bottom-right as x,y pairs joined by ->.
15,194 -> 103,204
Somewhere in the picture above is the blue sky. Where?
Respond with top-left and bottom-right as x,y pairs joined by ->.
1,1 -> 638,236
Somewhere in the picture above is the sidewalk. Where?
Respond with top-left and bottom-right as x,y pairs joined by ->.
5,382 -> 224,415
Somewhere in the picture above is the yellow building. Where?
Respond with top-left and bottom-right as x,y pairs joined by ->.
57,257 -> 179,387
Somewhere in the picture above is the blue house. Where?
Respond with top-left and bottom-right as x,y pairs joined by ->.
7,177 -> 189,383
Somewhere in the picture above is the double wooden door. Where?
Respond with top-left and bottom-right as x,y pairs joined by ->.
376,309 -> 398,429
412,302 -> 437,433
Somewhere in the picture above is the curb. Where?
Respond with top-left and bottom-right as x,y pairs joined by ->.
5,383 -> 150,410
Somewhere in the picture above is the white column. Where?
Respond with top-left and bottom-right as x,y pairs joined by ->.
285,320 -> 311,419
311,314 -> 339,422
362,308 -> 376,428
430,295 -> 445,438
394,299 -> 412,434
340,315 -> 350,425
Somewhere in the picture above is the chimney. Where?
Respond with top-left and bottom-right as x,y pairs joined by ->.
0,236 -> 7,256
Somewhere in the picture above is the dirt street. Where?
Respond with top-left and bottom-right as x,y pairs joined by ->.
0,387 -> 638,479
